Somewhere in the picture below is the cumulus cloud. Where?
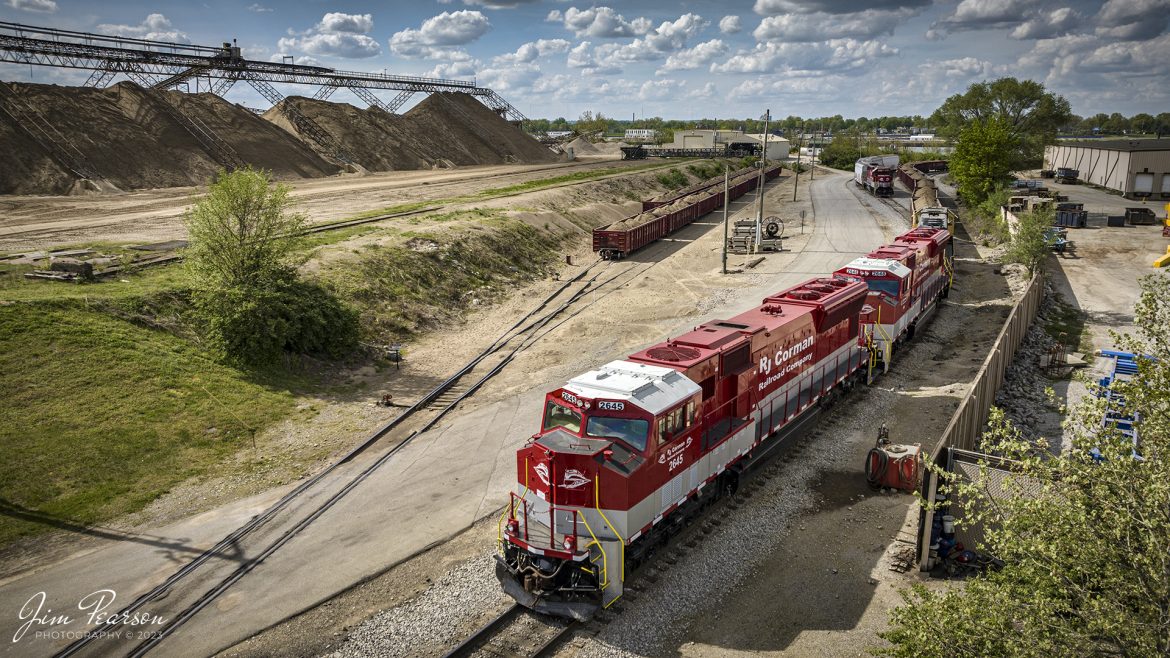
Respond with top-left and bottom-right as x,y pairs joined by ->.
278,13 -> 380,58
754,0 -> 930,15
247,3 -> 272,13
935,56 -> 994,78
459,0 -> 541,6
550,6 -> 653,38
390,10 -> 491,59
1094,0 -> 1170,40
712,38 -> 897,74
719,15 -> 742,34
476,62 -> 542,91
927,0 -> 1030,38
1009,7 -> 1079,39
754,8 -> 913,41
638,78 -> 682,101
424,60 -> 480,79
96,14 -> 189,43
493,38 -> 571,64
6,0 -> 56,13
660,39 -> 728,72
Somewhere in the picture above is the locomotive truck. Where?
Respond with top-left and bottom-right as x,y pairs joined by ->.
496,225 -> 953,620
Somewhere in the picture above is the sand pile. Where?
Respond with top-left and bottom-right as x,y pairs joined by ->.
266,91 -> 557,171
592,141 -> 627,155
566,136 -> 600,155
0,82 -> 338,195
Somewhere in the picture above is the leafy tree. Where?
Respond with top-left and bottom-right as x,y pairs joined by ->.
184,167 -> 305,289
931,77 -> 1072,168
948,117 -> 1016,207
1131,113 -> 1156,134
1003,205 -> 1053,276
184,168 -> 357,365
879,274 -> 1170,657
818,132 -> 862,169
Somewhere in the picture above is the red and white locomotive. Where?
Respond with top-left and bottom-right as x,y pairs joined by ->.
496,226 -> 953,620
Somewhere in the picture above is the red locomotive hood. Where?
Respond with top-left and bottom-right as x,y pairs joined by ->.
517,429 -> 610,506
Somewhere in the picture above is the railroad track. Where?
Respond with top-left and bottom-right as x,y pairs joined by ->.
442,604 -> 575,658
54,257 -> 669,658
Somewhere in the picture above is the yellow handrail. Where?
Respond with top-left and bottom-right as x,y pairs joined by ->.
498,457 -> 531,553
593,475 -> 626,608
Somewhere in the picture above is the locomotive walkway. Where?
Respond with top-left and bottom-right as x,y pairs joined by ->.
0,170 -> 891,658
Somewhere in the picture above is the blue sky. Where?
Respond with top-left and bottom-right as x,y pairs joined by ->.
2,0 -> 1167,120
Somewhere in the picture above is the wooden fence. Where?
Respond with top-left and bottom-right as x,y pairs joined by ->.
918,272 -> 1044,568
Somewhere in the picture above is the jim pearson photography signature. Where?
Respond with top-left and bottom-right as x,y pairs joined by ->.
14,590 -> 167,643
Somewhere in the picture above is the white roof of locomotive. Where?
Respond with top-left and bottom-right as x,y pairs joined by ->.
564,360 -> 700,416
844,257 -> 912,279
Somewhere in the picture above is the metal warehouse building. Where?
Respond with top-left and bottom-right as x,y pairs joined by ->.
1044,140 -> 1170,199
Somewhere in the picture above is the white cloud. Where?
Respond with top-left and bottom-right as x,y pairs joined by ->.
96,14 -> 189,43
1094,0 -> 1170,40
7,0 -> 56,11
553,6 -> 653,38
927,0 -> 1022,38
660,39 -> 728,72
587,13 -> 709,68
460,0 -> 541,6
247,3 -> 272,13
1009,7 -> 1079,40
278,12 -> 380,58
493,39 -> 571,64
639,78 -> 682,101
477,63 -> 542,91
754,0 -> 930,15
317,12 -> 374,34
719,15 -> 742,34
935,56 -> 993,78
712,38 -> 897,74
754,8 -> 912,41
390,10 -> 491,59
424,60 -> 480,78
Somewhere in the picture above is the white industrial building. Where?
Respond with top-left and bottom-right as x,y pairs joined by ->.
624,128 -> 656,140
1044,139 -> 1170,200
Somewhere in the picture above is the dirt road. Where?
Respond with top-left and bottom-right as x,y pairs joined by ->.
0,157 -> 639,251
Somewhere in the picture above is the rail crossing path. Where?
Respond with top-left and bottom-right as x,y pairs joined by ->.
0,170 -> 892,658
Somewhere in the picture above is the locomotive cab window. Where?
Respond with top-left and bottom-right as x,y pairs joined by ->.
543,400 -> 582,434
865,278 -> 900,298
586,416 -> 649,452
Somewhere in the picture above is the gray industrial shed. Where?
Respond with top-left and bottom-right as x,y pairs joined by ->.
1044,140 -> 1170,200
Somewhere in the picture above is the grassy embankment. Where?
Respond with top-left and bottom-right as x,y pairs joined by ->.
0,206 -> 570,546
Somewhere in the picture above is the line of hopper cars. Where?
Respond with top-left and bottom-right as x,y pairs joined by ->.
592,164 -> 784,260
496,216 -> 956,619
897,160 -> 955,234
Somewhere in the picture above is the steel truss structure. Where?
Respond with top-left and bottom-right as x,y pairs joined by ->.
0,21 -> 537,165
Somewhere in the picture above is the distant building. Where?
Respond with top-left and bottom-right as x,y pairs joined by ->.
746,134 -> 791,158
1045,139 -> 1170,199
624,128 -> 657,140
907,134 -> 937,141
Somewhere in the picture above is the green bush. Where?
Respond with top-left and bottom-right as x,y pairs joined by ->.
686,161 -> 723,180
656,168 -> 690,189
195,276 -> 359,366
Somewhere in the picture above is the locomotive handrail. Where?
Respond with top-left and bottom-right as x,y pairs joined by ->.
593,475 -> 625,606
498,458 -> 532,552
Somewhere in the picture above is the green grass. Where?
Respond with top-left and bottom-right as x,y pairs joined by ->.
0,303 -> 299,545
475,161 -> 674,197
656,168 -> 690,189
1042,295 -> 1092,354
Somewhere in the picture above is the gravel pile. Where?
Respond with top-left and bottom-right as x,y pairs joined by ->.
322,554 -> 509,658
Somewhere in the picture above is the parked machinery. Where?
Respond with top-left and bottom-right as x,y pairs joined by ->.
854,155 -> 899,197
496,225 -> 954,620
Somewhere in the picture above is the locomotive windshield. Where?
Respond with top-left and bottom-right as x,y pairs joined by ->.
864,278 -> 900,298
543,400 -> 582,433
585,416 -> 649,452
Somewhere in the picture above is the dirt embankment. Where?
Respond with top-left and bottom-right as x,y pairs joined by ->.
0,82 -> 338,195
266,92 -> 559,172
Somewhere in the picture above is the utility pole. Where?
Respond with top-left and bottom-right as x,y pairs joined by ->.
755,108 -> 770,253
722,164 -> 729,274
793,120 -> 805,202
